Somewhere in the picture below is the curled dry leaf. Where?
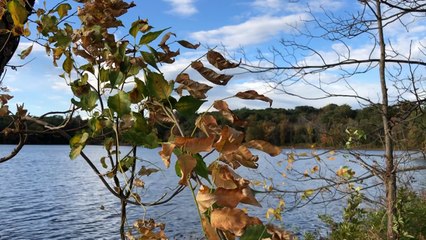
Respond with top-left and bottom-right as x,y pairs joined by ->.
177,154 -> 197,185
210,163 -> 240,189
174,135 -> 214,154
201,216 -> 220,240
175,73 -> 212,99
191,61 -> 233,85
158,32 -> 176,47
210,207 -> 262,237
214,126 -> 244,154
207,50 -> 240,70
196,185 -> 216,213
159,143 -> 175,168
266,224 -> 295,240
177,40 -> 200,49
220,145 -> 259,169
245,140 -> 282,156
215,187 -> 261,208
213,100 -> 247,127
195,114 -> 221,136
236,90 -> 273,107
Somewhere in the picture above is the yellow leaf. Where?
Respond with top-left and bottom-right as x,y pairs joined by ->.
7,0 -> 28,26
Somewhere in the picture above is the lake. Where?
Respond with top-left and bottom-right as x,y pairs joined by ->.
0,145 -> 425,239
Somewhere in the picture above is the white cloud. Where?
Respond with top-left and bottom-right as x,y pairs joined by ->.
251,0 -> 344,14
190,14 -> 309,49
163,0 -> 197,16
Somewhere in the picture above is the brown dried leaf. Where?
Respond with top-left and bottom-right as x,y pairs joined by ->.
210,163 -> 240,189
220,146 -> 259,169
177,40 -> 200,49
174,135 -> 214,154
213,100 -> 247,127
207,50 -> 240,70
195,114 -> 220,136
0,105 -> 9,117
191,61 -> 233,85
245,140 -> 282,156
211,208 -> 262,236
196,185 -> 216,213
201,216 -> 220,240
158,32 -> 176,47
133,178 -> 145,188
214,126 -> 244,154
266,224 -> 295,240
159,143 -> 175,168
0,94 -> 13,105
176,73 -> 212,99
215,188 -> 243,208
177,154 -> 197,185
236,90 -> 273,107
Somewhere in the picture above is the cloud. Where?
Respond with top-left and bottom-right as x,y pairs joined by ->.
190,14 -> 309,49
163,0 -> 197,16
251,0 -> 344,14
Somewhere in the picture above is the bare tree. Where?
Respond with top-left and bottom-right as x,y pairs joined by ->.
240,1 -> 426,239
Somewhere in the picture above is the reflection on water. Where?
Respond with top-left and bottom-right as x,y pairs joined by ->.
0,145 -> 425,239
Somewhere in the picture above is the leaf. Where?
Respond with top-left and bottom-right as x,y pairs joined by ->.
129,78 -> 147,103
141,51 -> 159,71
219,146 -> 259,169
158,32 -> 175,46
236,90 -> 273,107
138,166 -> 159,176
214,126 -> 244,154
210,163 -> 240,189
174,136 -> 215,154
210,208 -> 262,237
19,45 -> 32,59
7,0 -> 28,26
129,19 -> 150,38
213,100 -> 247,127
0,94 -> 13,105
245,140 -> 282,156
215,187 -> 261,208
201,216 -> 220,240
175,96 -> 206,117
0,106 -> 9,117
196,185 -> 216,213
195,114 -> 220,136
133,178 -> 145,188
139,28 -> 169,45
146,72 -> 172,100
207,50 -> 240,70
177,40 -> 200,49
302,189 -> 314,200
191,61 -> 233,85
177,154 -> 197,185
159,143 -> 175,168
107,91 -> 131,117
69,132 -> 89,159
63,55 -> 73,74
118,157 -> 135,173
176,73 -> 212,99
241,225 -> 272,240
56,3 -> 71,19
193,154 -> 210,183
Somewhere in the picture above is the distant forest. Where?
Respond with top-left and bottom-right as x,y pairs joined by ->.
1,103 -> 425,149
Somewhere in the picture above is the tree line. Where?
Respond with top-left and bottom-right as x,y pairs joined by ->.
2,103 -> 425,150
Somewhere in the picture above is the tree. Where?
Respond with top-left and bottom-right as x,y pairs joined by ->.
241,1 -> 426,239
0,1 -> 291,239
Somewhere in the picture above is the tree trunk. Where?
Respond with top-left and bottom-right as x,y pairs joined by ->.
120,198 -> 127,240
376,1 -> 397,239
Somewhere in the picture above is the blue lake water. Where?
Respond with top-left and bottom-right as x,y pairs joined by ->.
0,145 -> 425,239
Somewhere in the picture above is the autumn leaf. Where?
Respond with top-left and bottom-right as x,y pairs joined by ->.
213,100 -> 247,127
210,207 -> 262,236
159,143 -> 175,168
235,90 -> 273,107
133,178 -> 145,188
174,136 -> 214,154
191,61 -> 233,85
7,0 -> 28,26
158,32 -> 176,47
219,146 -> 259,169
196,185 -> 216,213
177,40 -> 200,49
0,94 -> 13,105
56,3 -> 71,19
207,50 -> 240,70
195,114 -> 220,136
245,140 -> 282,156
201,216 -> 220,240
214,126 -> 244,154
177,154 -> 197,185
210,163 -> 240,189
146,72 -> 173,100
215,187 -> 261,208
19,45 -> 32,59
266,224 -> 294,240
241,225 -> 272,240
138,166 -> 159,176
175,73 -> 212,99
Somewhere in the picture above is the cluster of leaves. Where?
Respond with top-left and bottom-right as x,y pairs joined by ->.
2,0 -> 294,238
314,188 -> 426,240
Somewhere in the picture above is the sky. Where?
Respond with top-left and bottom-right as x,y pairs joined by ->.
3,0 -> 426,116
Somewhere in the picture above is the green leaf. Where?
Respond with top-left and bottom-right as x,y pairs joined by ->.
72,91 -> 98,111
108,91 -> 131,117
241,225 -> 272,240
139,28 -> 169,45
109,70 -> 124,87
118,157 -> 135,173
56,3 -> 72,19
122,131 -> 158,148
18,45 -> 32,59
141,51 -> 159,71
7,0 -> 27,26
146,72 -> 173,100
193,154 -> 210,184
63,55 -> 73,74
129,78 -> 147,103
175,96 -> 206,117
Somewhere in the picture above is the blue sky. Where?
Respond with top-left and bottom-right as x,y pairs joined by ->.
4,0 -> 426,116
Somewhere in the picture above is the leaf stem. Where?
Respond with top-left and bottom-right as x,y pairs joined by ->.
187,179 -> 206,238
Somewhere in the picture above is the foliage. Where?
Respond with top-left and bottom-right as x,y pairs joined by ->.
315,189 -> 426,240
